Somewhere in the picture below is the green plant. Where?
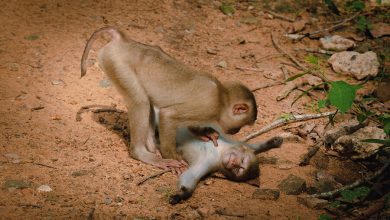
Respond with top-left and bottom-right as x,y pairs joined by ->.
346,0 -> 365,11
340,186 -> 370,203
357,16 -> 372,32
318,214 -> 333,220
220,2 -> 235,15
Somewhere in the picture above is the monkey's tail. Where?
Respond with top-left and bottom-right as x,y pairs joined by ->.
80,26 -> 122,78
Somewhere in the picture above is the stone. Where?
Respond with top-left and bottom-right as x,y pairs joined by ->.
278,174 -> 306,195
240,16 -> 259,25
308,180 -> 337,194
328,51 -> 379,80
252,189 -> 280,200
258,156 -> 278,165
104,196 -> 112,205
297,123 -> 316,137
3,180 -> 31,189
197,207 -> 212,217
320,35 -> 355,51
333,126 -> 386,159
37,184 -> 53,192
51,79 -> 65,85
279,132 -> 304,142
4,153 -> 20,164
278,162 -> 293,170
375,79 -> 390,102
324,120 -> 363,146
297,196 -> 328,209
369,22 -> 390,38
216,60 -> 227,68
99,78 -> 112,88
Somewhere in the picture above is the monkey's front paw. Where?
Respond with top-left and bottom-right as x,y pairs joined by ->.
269,137 -> 283,148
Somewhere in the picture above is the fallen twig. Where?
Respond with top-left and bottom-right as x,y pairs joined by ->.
295,48 -> 335,55
299,142 -> 322,166
271,32 -> 328,82
31,106 -> 44,111
235,66 -> 264,72
265,10 -> 295,22
256,54 -> 283,63
243,112 -> 334,142
251,81 -> 284,92
305,13 -> 361,39
137,170 -> 170,186
281,62 -> 301,70
271,32 -> 306,70
346,194 -> 388,220
280,65 -> 289,81
31,162 -> 57,169
309,163 -> 389,199
18,203 -> 42,208
92,108 -> 124,114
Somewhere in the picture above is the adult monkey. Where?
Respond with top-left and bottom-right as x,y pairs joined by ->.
81,27 -> 257,169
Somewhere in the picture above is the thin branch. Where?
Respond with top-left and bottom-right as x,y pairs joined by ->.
256,54 -> 283,62
309,163 -> 389,199
235,66 -> 264,72
306,12 -> 361,39
271,32 -> 306,70
251,81 -> 284,92
264,10 -> 295,22
295,48 -> 335,55
271,32 -> 328,82
299,142 -> 322,166
280,65 -> 289,81
243,112 -> 334,142
136,170 -> 170,186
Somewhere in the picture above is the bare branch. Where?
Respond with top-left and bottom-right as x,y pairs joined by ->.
243,112 -> 334,142
309,163 -> 389,199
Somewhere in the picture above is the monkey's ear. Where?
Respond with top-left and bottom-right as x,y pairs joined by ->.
233,104 -> 249,115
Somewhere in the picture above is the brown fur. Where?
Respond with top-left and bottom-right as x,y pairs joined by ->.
81,27 -> 257,168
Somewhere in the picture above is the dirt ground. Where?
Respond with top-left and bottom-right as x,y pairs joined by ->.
0,1 -> 372,219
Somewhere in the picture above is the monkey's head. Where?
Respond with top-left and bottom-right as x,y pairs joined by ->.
219,82 -> 257,135
220,146 -> 259,182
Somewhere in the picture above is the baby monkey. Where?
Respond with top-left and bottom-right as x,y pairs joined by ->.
170,128 -> 283,204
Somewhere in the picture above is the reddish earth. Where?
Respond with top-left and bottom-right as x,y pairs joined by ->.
0,1 -> 363,219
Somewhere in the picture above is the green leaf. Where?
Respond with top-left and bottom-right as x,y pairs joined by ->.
341,186 -> 370,202
286,72 -> 307,82
24,34 -> 39,40
318,99 -> 327,109
361,139 -> 390,146
357,16 -> 371,32
357,113 -> 367,124
352,0 -> 365,11
328,81 -> 359,113
280,113 -> 294,121
330,200 -> 341,208
318,214 -> 333,220
292,83 -> 326,107
384,121 -> 390,135
305,54 -> 319,65
220,2 -> 235,15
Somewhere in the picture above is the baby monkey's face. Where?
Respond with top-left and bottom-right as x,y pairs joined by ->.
221,146 -> 259,181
